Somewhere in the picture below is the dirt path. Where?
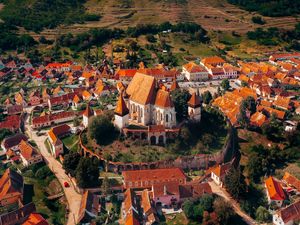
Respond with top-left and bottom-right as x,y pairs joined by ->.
209,181 -> 256,225
24,108 -> 82,225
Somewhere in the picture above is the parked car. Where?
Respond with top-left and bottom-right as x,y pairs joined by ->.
64,182 -> 70,188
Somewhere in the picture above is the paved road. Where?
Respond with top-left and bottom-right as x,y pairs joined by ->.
209,181 -> 256,225
24,109 -> 82,225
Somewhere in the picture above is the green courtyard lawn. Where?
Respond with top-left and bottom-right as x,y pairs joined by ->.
166,212 -> 189,225
83,107 -> 229,164
61,134 -> 80,152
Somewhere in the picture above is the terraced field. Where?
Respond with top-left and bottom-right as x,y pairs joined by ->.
26,0 -> 300,40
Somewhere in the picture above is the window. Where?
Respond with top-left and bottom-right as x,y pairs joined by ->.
166,114 -> 169,122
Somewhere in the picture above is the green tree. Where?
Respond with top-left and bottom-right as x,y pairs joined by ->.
183,200 -> 195,219
220,79 -> 230,91
170,89 -> 191,121
63,152 -> 81,177
199,194 -> 214,212
224,167 -> 247,200
0,128 -> 12,142
255,206 -> 271,222
35,166 -> 52,179
75,157 -> 100,188
213,198 -> 234,225
88,115 -> 117,145
202,91 -> 212,104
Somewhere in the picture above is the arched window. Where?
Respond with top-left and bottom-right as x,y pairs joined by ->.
166,114 -> 169,122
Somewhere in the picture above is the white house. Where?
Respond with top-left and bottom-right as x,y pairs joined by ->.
18,140 -> 43,167
182,62 -> 209,81
273,200 -> 300,225
211,162 -> 231,187
265,176 -> 286,208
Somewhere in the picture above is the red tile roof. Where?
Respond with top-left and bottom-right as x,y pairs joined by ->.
188,93 -> 201,108
22,213 -> 49,225
122,168 -> 186,185
154,90 -> 174,108
276,200 -> 300,223
265,176 -> 285,201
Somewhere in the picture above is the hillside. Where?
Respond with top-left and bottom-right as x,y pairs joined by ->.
0,0 -> 299,40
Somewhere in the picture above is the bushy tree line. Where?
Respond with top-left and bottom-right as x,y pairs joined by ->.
0,0 -> 100,32
228,0 -> 300,17
63,152 -> 100,188
0,24 -> 36,52
247,23 -> 300,50
58,22 -> 209,52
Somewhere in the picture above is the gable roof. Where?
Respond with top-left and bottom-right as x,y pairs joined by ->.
19,140 -> 40,160
115,94 -> 129,116
122,168 -> 186,184
276,200 -> 300,223
188,92 -> 201,108
154,89 -> 174,108
2,134 -> 28,149
183,62 -> 207,73
0,168 -> 23,201
22,213 -> 49,225
265,176 -> 285,201
283,172 -> 300,192
126,73 -> 156,105
83,105 -> 94,118
211,162 -> 231,178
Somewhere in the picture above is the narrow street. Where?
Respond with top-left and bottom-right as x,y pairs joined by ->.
209,181 -> 256,225
24,109 -> 82,225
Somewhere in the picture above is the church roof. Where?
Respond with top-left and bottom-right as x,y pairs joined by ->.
170,80 -> 179,91
115,94 -> 129,116
126,73 -> 156,105
188,93 -> 201,108
83,105 -> 94,118
155,90 -> 174,108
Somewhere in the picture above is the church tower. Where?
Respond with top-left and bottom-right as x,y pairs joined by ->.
114,93 -> 129,130
188,92 -> 201,122
83,104 -> 94,128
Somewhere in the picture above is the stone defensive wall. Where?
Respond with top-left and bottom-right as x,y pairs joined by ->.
79,124 -> 239,173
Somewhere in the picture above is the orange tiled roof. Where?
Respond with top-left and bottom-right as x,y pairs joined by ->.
257,105 -> 285,120
283,172 -> 300,192
188,92 -> 201,108
82,90 -> 92,100
115,94 -> 129,116
22,213 -> 49,225
116,69 -> 137,78
19,140 -> 39,160
83,105 -> 94,118
201,56 -> 225,65
0,168 -> 23,201
211,162 -> 231,178
170,80 -> 179,91
122,168 -> 186,184
274,96 -> 290,110
250,112 -> 267,127
126,73 -> 156,105
154,89 -> 174,108
183,62 -> 207,73
265,176 -> 285,201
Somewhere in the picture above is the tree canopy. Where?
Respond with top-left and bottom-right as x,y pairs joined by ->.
170,89 -> 191,121
75,157 -> 100,188
88,114 -> 117,146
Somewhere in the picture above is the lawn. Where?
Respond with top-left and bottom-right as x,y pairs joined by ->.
166,212 -> 189,225
61,134 -> 80,152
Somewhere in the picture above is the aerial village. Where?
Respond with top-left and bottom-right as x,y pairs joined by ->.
0,52 -> 300,225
